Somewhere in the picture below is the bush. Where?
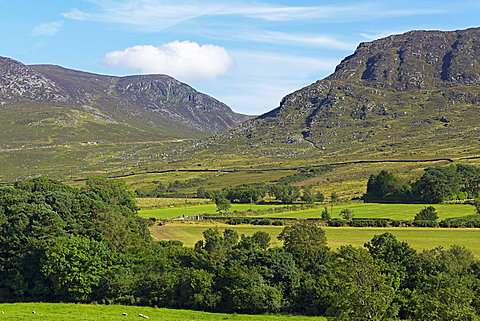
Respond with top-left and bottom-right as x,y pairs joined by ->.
412,220 -> 438,227
272,220 -> 284,226
328,218 -> 346,227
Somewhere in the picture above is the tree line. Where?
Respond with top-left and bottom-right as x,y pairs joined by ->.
364,164 -> 480,203
0,177 -> 479,319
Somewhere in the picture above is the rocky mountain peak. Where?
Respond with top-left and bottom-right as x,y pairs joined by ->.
328,27 -> 480,89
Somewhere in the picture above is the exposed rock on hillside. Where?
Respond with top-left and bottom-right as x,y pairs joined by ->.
207,27 -> 480,160
0,57 -> 249,144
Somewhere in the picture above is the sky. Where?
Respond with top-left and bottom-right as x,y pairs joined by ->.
1,1 -> 480,115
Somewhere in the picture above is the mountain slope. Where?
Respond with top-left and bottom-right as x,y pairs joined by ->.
0,57 -> 249,148
199,27 -> 480,162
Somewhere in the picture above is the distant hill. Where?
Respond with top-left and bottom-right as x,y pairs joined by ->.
201,27 -> 480,161
0,57 -> 249,148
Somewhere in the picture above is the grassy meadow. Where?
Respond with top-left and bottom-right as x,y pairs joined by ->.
138,201 -> 476,220
0,303 -> 326,321
149,222 -> 480,258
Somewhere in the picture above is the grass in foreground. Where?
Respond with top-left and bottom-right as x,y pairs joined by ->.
0,303 -> 326,321
149,223 -> 480,258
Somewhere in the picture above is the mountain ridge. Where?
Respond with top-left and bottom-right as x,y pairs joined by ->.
198,27 -> 480,162
0,57 -> 249,147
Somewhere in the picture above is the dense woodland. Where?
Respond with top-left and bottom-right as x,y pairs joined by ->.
0,177 -> 480,320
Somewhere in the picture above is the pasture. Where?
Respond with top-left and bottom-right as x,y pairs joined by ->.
138,201 -> 476,220
149,223 -> 480,258
0,303 -> 326,321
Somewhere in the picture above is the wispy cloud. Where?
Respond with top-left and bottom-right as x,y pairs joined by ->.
63,0 -> 449,31
102,41 -> 235,82
31,21 -> 64,36
237,31 -> 356,50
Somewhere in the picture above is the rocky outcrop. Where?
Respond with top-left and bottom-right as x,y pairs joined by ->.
0,58 -> 249,138
207,27 -> 480,159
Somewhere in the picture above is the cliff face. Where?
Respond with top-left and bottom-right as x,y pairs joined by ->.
206,28 -> 480,160
0,57 -> 249,144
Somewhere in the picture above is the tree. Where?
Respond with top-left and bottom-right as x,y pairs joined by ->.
414,206 -> 438,221
330,191 -> 339,203
315,192 -> 325,202
215,198 -> 231,213
224,185 -> 265,203
339,208 -> 354,221
321,207 -> 331,220
251,231 -> 271,251
278,221 -> 328,267
196,187 -> 206,198
411,166 -> 461,203
272,185 -> 300,203
300,186 -> 315,204
326,245 -> 397,320
40,235 -> 111,302
366,170 -> 398,199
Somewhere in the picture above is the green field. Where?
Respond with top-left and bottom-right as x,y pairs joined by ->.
138,203 -> 287,219
139,202 -> 476,220
150,223 -> 480,258
0,303 -> 326,320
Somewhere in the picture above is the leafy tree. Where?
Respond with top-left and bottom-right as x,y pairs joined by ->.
414,206 -> 438,221
315,192 -> 325,202
196,187 -> 206,198
215,198 -> 231,213
330,191 -> 339,203
300,186 -> 315,204
278,221 -> 328,267
366,170 -> 398,199
412,166 -> 461,203
339,208 -> 354,221
456,164 -> 480,196
321,207 -> 331,220
224,184 -> 265,203
251,231 -> 271,251
326,245 -> 397,320
413,273 -> 478,321
40,235 -> 111,302
272,185 -> 300,203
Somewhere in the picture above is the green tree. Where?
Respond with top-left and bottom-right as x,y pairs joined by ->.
326,245 -> 397,320
215,198 -> 231,213
339,208 -> 354,221
40,235 -> 111,302
272,185 -> 300,203
300,186 -> 315,204
224,184 -> 265,203
321,207 -> 331,220
366,170 -> 398,199
315,192 -> 325,202
278,221 -> 328,267
330,191 -> 339,203
414,206 -> 438,221
412,166 -> 462,203
196,187 -> 206,198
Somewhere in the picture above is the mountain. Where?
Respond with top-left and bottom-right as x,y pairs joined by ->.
202,27 -> 480,161
0,56 -> 249,148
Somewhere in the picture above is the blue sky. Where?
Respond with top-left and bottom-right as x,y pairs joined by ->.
1,1 -> 479,115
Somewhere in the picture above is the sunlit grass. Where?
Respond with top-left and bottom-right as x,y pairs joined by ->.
0,303 -> 326,321
150,222 -> 480,258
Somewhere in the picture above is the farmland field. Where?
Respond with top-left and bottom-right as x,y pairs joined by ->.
138,201 -> 476,220
149,223 -> 480,258
0,303 -> 326,321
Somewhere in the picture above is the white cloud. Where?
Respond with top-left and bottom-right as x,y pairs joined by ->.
102,41 -> 235,82
31,21 -> 64,36
238,31 -> 356,50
